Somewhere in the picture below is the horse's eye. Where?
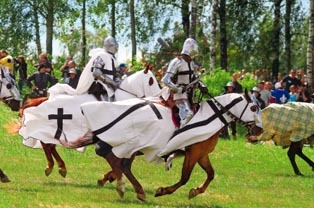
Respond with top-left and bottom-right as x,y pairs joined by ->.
149,77 -> 154,86
250,105 -> 257,112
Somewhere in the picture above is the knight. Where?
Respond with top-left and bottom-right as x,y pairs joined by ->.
161,38 -> 208,128
76,36 -> 120,101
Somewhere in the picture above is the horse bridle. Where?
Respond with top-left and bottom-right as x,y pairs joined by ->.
208,93 -> 258,132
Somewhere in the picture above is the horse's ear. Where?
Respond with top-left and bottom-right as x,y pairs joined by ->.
144,65 -> 149,74
244,88 -> 251,102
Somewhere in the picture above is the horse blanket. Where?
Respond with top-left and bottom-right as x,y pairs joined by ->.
19,92 -> 98,151
80,97 -> 232,162
258,102 -> 314,147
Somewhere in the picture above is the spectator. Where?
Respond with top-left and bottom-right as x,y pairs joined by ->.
64,68 -> 80,89
38,53 -> 53,74
288,85 -> 298,102
118,63 -> 132,80
258,81 -> 271,107
14,55 -> 28,90
59,56 -> 73,81
271,82 -> 290,104
232,72 -> 243,93
251,86 -> 266,109
282,69 -> 301,92
27,63 -> 53,98
297,84 -> 312,103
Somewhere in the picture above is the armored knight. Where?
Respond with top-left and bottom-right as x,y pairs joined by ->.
161,38 -> 207,128
76,36 -> 120,101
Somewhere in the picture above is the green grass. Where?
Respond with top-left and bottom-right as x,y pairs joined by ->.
0,102 -> 313,208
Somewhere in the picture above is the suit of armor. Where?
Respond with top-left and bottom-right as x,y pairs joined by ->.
88,36 -> 120,101
161,38 -> 200,128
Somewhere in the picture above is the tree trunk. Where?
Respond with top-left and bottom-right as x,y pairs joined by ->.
307,0 -> 314,93
111,0 -> 116,37
285,0 -> 292,74
271,0 -> 282,82
130,0 -> 136,63
81,0 -> 87,65
210,0 -> 218,70
181,0 -> 190,38
190,0 -> 197,39
32,0 -> 42,55
219,0 -> 228,70
46,0 -> 54,55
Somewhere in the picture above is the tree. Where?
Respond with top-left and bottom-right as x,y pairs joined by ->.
219,0 -> 228,70
307,0 -> 314,93
271,0 -> 282,82
210,0 -> 219,70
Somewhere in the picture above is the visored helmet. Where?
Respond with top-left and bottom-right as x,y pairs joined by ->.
103,36 -> 119,54
181,38 -> 199,58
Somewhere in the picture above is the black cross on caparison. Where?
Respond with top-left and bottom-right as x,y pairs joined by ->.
48,108 -> 72,139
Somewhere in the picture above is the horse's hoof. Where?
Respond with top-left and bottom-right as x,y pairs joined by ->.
0,176 -> 10,183
137,193 -> 146,202
155,187 -> 164,197
97,179 -> 105,187
189,188 -> 198,199
58,168 -> 67,178
45,168 -> 53,176
116,179 -> 126,198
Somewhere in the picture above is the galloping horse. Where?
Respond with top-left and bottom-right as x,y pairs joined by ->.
0,66 -> 21,111
62,92 -> 263,201
13,68 -> 161,177
249,102 -> 314,176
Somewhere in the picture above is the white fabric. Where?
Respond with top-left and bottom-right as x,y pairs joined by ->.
81,98 -> 175,163
0,66 -> 20,100
80,93 -> 260,162
19,69 -> 161,151
19,94 -> 98,151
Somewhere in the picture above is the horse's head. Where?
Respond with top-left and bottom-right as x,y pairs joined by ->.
0,67 -> 21,111
116,69 -> 161,100
217,90 -> 263,138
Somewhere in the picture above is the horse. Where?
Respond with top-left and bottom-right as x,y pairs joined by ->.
61,91 -> 263,201
0,66 -> 21,111
11,68 -> 161,178
248,102 -> 314,176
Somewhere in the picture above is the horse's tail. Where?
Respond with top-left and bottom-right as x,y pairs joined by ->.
4,118 -> 21,134
5,96 -> 49,134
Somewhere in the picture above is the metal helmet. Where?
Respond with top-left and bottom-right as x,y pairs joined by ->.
181,38 -> 199,58
103,36 -> 119,54
225,82 -> 235,88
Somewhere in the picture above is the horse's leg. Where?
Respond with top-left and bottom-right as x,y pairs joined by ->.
50,144 -> 67,177
287,141 -> 304,176
0,169 -> 10,183
120,155 -> 146,201
97,170 -> 117,187
105,152 -> 126,198
41,142 -> 54,176
189,155 -> 214,199
294,142 -> 314,172
155,147 -> 198,197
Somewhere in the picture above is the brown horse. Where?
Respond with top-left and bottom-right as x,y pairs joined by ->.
14,97 -> 68,177
62,92 -> 263,201
9,68 -> 161,178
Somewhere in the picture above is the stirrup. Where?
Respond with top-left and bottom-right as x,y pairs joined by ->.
180,114 -> 193,128
165,154 -> 175,171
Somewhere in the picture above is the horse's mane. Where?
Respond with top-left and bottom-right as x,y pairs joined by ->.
19,97 -> 48,116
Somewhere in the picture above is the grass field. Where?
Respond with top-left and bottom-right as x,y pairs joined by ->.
0,102 -> 313,208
